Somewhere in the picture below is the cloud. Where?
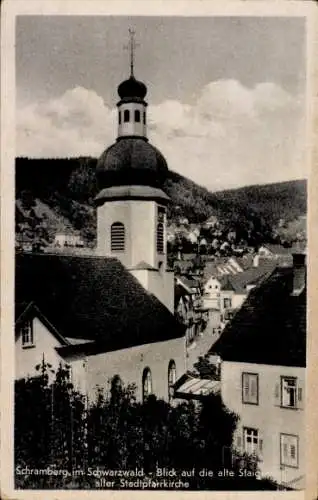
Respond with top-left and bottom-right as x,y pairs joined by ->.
16,80 -> 306,190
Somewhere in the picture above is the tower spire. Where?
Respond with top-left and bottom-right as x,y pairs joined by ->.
124,28 -> 138,77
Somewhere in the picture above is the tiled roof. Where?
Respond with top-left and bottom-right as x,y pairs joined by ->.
15,253 -> 185,354
259,244 -> 301,256
210,266 -> 306,367
219,262 -> 277,294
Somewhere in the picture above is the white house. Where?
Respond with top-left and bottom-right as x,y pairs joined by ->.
210,253 -> 306,490
53,232 -> 84,248
203,262 -> 276,323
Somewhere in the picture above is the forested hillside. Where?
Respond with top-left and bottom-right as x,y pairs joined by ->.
15,157 -> 307,247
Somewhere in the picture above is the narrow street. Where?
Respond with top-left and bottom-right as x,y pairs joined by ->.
186,327 -> 221,372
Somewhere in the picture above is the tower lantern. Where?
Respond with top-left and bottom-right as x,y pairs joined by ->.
117,29 -> 147,139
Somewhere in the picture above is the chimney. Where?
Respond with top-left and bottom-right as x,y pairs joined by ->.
291,252 -> 306,296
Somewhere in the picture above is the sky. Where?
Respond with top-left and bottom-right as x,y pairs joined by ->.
16,15 -> 307,191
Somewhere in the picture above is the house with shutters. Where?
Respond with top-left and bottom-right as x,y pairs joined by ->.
210,252 -> 306,489
15,34 -> 186,404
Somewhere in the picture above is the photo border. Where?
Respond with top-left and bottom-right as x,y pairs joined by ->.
1,1 -> 317,499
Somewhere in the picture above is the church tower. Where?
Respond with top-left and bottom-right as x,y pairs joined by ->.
95,30 -> 174,312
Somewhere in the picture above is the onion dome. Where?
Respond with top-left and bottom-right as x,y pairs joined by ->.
117,76 -> 147,101
96,137 -> 168,191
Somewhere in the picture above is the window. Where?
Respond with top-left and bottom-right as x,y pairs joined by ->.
242,373 -> 259,405
124,109 -> 130,122
168,360 -> 176,401
243,427 -> 262,456
280,434 -> 299,468
142,367 -> 152,401
143,111 -> 146,124
281,377 -> 298,408
119,111 -> 122,124
157,223 -> 164,254
111,222 -> 125,252
21,321 -> 34,347
223,297 -> 232,309
134,110 -> 141,122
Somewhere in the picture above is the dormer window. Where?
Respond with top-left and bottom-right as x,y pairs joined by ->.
21,320 -> 34,348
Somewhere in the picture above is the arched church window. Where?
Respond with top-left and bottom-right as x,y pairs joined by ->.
119,111 -> 122,124
111,222 -> 125,252
124,109 -> 130,122
168,360 -> 176,401
157,223 -> 164,254
142,367 -> 152,401
143,111 -> 146,125
134,110 -> 141,122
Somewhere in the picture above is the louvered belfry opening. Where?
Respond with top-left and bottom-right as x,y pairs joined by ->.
111,222 -> 125,252
157,223 -> 164,254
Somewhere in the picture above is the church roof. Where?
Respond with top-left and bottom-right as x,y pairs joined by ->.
96,137 -> 168,190
15,252 -> 185,355
210,266 -> 306,367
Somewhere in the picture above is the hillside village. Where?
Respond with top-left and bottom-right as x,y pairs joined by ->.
15,35 -> 307,491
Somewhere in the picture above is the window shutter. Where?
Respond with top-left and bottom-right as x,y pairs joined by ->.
251,378 -> 256,397
259,439 -> 263,453
283,443 -> 288,459
236,435 -> 242,449
274,382 -> 280,406
258,437 -> 264,460
297,385 -> 304,409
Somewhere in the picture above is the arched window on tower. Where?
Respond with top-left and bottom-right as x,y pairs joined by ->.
119,111 -> 122,124
157,223 -> 164,254
124,109 -> 130,122
142,367 -> 152,402
168,360 -> 176,401
143,111 -> 146,125
134,110 -> 141,122
111,222 -> 125,252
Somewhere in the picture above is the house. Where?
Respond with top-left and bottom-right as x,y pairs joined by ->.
210,253 -> 306,489
15,43 -> 186,403
204,215 -> 218,228
53,232 -> 85,248
203,261 -> 276,324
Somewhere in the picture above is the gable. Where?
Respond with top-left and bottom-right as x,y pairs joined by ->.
205,277 -> 221,291
16,302 -> 69,346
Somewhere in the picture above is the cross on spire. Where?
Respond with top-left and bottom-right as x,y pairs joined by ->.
124,28 -> 139,77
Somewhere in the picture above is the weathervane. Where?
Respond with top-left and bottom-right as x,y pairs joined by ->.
124,28 -> 139,77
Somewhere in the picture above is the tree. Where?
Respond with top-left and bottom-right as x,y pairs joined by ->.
15,370 -> 278,490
